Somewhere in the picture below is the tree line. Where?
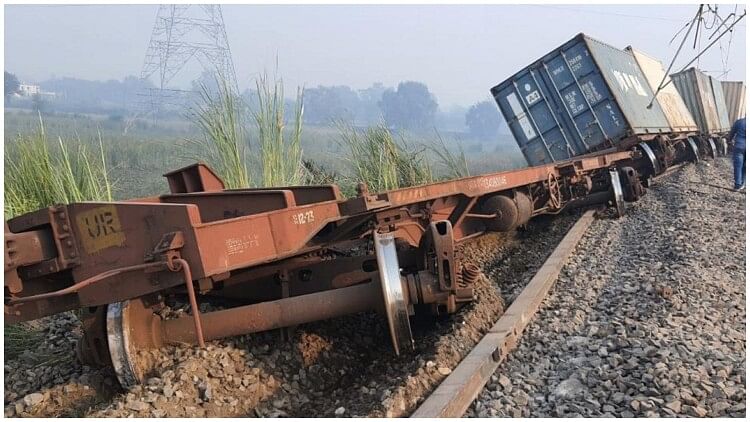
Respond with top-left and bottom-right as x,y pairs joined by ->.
4,70 -> 506,140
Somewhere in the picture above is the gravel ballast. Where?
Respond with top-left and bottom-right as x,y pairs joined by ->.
468,157 -> 746,418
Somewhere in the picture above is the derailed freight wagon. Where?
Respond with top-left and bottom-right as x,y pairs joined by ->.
624,47 -> 723,169
670,67 -> 732,154
670,67 -> 733,154
721,81 -> 747,124
492,33 -> 704,180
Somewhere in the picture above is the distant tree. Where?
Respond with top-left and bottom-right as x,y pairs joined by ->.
465,100 -> 501,139
379,81 -> 438,131
435,105 -> 469,132
304,85 -> 359,125
5,71 -> 20,103
357,83 -> 387,125
39,76 -> 155,113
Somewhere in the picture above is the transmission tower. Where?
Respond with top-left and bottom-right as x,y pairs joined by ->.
138,4 -> 238,118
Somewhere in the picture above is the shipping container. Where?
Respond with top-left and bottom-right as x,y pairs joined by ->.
721,81 -> 746,124
709,76 -> 731,131
670,67 -> 723,134
492,33 -> 671,167
625,46 -> 698,133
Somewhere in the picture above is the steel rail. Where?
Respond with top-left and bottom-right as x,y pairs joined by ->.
411,210 -> 596,418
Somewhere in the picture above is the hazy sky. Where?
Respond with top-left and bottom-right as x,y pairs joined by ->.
4,4 -> 746,107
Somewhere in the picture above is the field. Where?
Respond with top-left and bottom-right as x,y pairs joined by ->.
3,109 -> 526,205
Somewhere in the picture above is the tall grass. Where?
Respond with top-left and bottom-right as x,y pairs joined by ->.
4,115 -> 112,218
426,133 -> 470,179
253,72 -> 305,187
189,72 -> 306,188
337,122 -> 432,192
188,77 -> 250,189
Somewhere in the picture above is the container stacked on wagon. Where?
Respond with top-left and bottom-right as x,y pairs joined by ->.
492,32 -> 739,175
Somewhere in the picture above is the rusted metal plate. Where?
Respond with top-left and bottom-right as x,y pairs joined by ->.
193,200 -> 342,274
411,210 -> 596,418
164,162 -> 225,193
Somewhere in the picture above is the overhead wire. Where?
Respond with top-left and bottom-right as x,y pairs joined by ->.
648,6 -> 703,109
702,5 -> 718,30
675,10 -> 746,76
649,5 -> 746,106
722,4 -> 739,78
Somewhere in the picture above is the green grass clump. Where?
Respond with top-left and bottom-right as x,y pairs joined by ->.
253,72 -> 305,187
426,133 -> 470,180
4,115 -> 112,218
302,159 -> 339,185
337,122 -> 432,193
188,77 -> 250,189
189,72 -> 306,188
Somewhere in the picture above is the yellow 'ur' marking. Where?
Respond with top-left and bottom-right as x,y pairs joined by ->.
75,205 -> 126,254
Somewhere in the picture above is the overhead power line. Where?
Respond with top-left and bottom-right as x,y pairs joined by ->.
649,5 -> 747,107
528,4 -> 746,26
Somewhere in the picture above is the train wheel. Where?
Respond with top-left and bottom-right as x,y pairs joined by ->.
707,138 -> 718,159
609,169 -> 625,218
374,232 -> 414,356
514,191 -> 533,226
481,195 -> 519,232
638,142 -> 661,176
107,301 -> 142,389
105,298 -> 164,389
687,138 -> 701,162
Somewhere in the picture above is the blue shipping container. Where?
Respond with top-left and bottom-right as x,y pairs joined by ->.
492,33 -> 671,166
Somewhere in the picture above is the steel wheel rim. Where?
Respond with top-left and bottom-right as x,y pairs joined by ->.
107,301 -> 140,389
638,142 -> 660,175
609,169 -> 625,218
374,232 -> 414,356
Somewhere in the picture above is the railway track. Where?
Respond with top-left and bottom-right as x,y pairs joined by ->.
412,210 -> 596,417
466,157 -> 745,418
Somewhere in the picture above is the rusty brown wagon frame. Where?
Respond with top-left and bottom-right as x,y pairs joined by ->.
3,140 -> 715,388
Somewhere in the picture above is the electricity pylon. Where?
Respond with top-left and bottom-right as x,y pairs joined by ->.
138,4 -> 238,118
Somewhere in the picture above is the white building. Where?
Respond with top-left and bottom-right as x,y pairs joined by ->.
18,83 -> 41,96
